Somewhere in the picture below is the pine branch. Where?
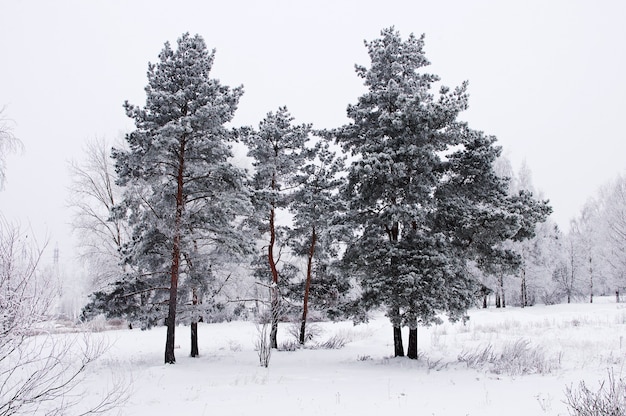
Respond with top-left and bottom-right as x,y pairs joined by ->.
120,286 -> 170,298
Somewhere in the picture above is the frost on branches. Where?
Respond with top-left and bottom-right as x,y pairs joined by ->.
83,33 -> 251,364
328,27 -> 550,359
241,107 -> 312,349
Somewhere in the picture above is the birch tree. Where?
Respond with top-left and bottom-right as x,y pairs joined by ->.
68,137 -> 129,291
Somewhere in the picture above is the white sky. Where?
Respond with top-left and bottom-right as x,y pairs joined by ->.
1,0 -> 625,267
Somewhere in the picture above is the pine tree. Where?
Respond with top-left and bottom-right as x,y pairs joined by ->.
288,140 -> 347,344
328,27 -> 470,357
108,33 -> 249,364
241,107 -> 311,349
434,130 -> 551,312
329,27 -> 550,359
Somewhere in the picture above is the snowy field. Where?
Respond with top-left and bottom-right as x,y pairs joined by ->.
49,297 -> 626,415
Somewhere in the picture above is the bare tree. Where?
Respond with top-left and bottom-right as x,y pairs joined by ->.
0,217 -> 127,415
0,108 -> 23,190
602,174 -> 626,299
68,137 -> 129,291
569,173 -> 626,302
570,200 -> 604,303
557,235 -> 581,304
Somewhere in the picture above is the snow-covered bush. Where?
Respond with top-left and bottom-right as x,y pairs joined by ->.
564,369 -> 626,415
0,219 -> 124,415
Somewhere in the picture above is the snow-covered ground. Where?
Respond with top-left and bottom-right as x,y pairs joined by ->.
62,297 -> 626,415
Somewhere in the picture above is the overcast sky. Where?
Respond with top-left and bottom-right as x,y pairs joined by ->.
1,0 -> 625,268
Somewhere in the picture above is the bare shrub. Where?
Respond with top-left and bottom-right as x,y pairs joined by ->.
0,219 -> 127,415
564,370 -> 626,416
458,339 -> 559,376
286,322 -> 323,344
255,322 -> 272,368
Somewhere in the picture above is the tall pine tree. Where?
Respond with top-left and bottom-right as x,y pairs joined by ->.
241,107 -> 311,349
329,27 -> 470,357
111,33 -> 249,364
329,27 -> 550,358
288,140 -> 347,343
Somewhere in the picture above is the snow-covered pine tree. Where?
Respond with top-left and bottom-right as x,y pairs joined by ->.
328,27 -> 470,358
470,155 -> 552,308
434,130 -> 551,312
241,107 -> 311,349
329,27 -> 551,359
288,140 -> 347,344
105,33 -> 250,364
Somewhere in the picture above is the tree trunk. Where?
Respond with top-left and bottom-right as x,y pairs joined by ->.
589,257 -> 593,303
268,200 -> 279,349
165,246 -> 180,364
616,290 -> 620,303
498,273 -> 506,308
190,288 -> 199,357
388,222 -> 403,357
407,327 -> 418,359
520,268 -> 527,308
270,287 -> 279,350
483,294 -> 488,309
495,293 -> 501,308
568,247 -> 575,305
165,135 -> 186,364
299,227 -> 316,345
393,326 -> 404,357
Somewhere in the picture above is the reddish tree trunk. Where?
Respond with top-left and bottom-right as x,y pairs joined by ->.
299,227 -> 316,344
268,174 -> 280,349
165,135 -> 186,364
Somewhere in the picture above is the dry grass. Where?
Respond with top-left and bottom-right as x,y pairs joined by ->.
458,338 -> 560,376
